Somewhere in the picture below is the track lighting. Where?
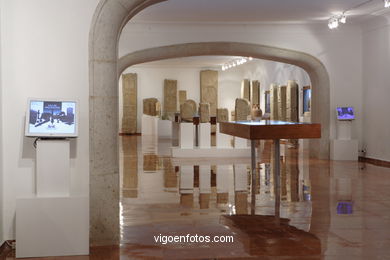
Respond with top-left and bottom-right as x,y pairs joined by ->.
385,0 -> 390,8
328,13 -> 347,29
221,57 -> 253,71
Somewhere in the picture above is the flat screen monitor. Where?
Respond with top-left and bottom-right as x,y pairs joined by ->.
25,99 -> 78,137
336,107 -> 355,121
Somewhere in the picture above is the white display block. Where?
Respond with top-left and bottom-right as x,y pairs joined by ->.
180,123 -> 194,149
180,165 -> 194,192
330,139 -> 358,161
199,123 -> 211,148
158,119 -> 172,138
171,147 -> 250,158
234,164 -> 248,191
234,137 -> 248,148
216,123 -> 232,148
16,197 -> 89,258
36,140 -> 70,197
142,114 -> 158,136
199,165 -> 211,193
336,120 -> 352,140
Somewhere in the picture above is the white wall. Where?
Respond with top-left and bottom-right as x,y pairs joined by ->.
119,22 -> 364,148
0,0 -> 98,240
362,14 -> 390,161
120,59 -> 310,131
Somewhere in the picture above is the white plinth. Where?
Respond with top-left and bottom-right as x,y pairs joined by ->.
36,140 -> 70,197
336,120 -> 352,140
180,123 -> 194,149
216,123 -> 232,148
234,137 -> 249,148
199,165 -> 211,193
158,119 -> 172,138
142,114 -> 158,136
199,123 -> 211,148
234,164 -> 248,191
330,139 -> 358,161
180,165 -> 194,193
16,196 -> 89,258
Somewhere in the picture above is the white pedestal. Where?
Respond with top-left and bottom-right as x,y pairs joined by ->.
180,165 -> 194,192
180,123 -> 194,149
234,164 -> 248,191
158,119 -> 172,138
16,197 -> 89,258
234,137 -> 248,148
336,120 -> 352,140
199,123 -> 211,148
36,140 -> 70,197
142,114 -> 158,136
330,139 -> 358,161
199,165 -> 211,193
216,123 -> 232,148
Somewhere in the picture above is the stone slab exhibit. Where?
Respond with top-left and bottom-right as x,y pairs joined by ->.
286,80 -> 299,122
241,79 -> 250,101
270,83 -> 278,120
200,70 -> 218,117
143,98 -> 160,117
217,108 -> 229,122
251,80 -> 260,105
164,79 -> 177,117
180,99 -> 197,122
122,73 -> 137,134
199,103 -> 210,123
178,90 -> 187,106
235,98 -> 251,121
277,85 -> 287,121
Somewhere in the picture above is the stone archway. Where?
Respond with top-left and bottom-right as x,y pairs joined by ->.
89,0 -> 330,245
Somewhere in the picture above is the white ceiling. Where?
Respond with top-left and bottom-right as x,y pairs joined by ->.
133,56 -> 242,68
132,0 -> 386,23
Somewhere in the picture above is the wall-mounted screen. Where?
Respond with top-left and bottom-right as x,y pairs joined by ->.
303,86 -> 311,113
25,99 -> 78,137
336,107 -> 355,121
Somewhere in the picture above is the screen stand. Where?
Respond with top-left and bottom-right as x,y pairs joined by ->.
331,120 -> 358,160
16,138 -> 89,258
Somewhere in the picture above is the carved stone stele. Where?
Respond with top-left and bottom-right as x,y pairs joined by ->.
163,79 -> 177,117
270,83 -> 279,120
200,70 -> 218,117
235,98 -> 251,121
143,98 -> 161,117
241,79 -> 250,101
251,80 -> 260,105
286,80 -> 299,122
199,103 -> 210,123
180,99 -> 197,122
122,73 -> 137,134
217,108 -> 229,122
178,90 -> 187,106
277,85 -> 287,121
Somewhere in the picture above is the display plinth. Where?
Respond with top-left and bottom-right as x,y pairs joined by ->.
199,123 -> 211,148
336,120 -> 352,140
180,123 -> 194,149
142,114 -> 158,136
331,139 -> 358,160
36,140 -> 70,197
16,197 -> 89,258
216,123 -> 231,148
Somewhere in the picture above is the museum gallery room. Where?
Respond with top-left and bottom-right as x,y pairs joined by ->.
1,0 -> 390,259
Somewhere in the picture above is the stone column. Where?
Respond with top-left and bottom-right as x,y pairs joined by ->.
121,73 -> 137,134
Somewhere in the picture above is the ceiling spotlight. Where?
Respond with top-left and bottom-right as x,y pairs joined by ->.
248,57 -> 253,61
328,17 -> 339,29
385,0 -> 390,8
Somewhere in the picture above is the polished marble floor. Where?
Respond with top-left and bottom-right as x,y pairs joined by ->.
5,135 -> 390,259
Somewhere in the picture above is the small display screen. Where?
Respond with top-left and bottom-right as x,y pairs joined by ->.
26,100 -> 77,137
336,107 -> 355,120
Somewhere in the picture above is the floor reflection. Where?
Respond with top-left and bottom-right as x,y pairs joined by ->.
119,136 -> 317,258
